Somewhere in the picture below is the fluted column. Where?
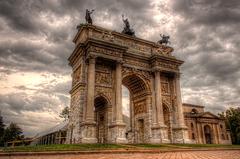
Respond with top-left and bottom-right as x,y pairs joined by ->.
154,71 -> 165,126
86,57 -> 96,122
115,61 -> 123,124
175,73 -> 186,128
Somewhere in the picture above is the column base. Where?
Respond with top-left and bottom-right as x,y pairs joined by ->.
172,126 -> 192,144
109,123 -> 128,144
151,124 -> 170,143
79,122 -> 98,144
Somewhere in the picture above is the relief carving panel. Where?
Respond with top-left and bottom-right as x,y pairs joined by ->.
134,100 -> 146,115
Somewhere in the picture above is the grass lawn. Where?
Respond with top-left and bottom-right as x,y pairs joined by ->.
1,144 -> 127,152
1,143 -> 240,152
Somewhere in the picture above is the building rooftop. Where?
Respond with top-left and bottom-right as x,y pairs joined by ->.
183,103 -> 205,108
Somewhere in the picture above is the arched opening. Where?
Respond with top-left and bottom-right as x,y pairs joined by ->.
163,104 -> 172,140
94,96 -> 109,143
122,74 -> 150,143
204,125 -> 212,144
122,85 -> 130,139
191,108 -> 198,114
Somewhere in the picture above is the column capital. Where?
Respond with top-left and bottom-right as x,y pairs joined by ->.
116,59 -> 123,64
175,72 -> 182,79
153,69 -> 161,73
88,56 -> 96,64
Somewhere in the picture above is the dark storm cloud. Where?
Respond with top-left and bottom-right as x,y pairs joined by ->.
171,0 -> 240,113
173,0 -> 240,26
0,0 -> 154,76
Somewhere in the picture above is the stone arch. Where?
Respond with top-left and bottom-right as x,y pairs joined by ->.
94,93 -> 111,107
94,95 -> 109,143
122,73 -> 151,143
122,72 -> 151,96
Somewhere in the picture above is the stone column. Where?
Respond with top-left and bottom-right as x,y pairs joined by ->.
175,73 -> 186,128
172,73 -> 190,143
202,124 -> 206,144
216,124 -> 221,144
81,56 -> 97,143
86,57 -> 96,122
197,123 -> 202,143
115,62 -> 124,124
212,124 -> 218,144
110,61 -> 127,143
154,71 -> 165,126
146,95 -> 152,142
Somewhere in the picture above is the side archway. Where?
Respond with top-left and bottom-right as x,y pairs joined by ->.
163,102 -> 172,141
94,96 -> 110,143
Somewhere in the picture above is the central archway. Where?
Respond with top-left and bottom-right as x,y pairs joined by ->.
122,73 -> 151,143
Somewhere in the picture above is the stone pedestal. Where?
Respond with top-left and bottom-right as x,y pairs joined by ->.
109,123 -> 128,143
80,122 -> 97,143
151,124 -> 170,143
172,127 -> 191,143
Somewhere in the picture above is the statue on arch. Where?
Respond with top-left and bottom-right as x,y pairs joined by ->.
85,9 -> 95,24
158,34 -> 171,45
121,14 -> 135,36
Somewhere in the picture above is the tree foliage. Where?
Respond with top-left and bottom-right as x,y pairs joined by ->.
0,112 -> 5,146
219,107 -> 240,144
1,123 -> 23,146
59,107 -> 70,120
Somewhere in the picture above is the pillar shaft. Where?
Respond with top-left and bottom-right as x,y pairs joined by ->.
175,73 -> 186,127
86,57 -> 96,122
115,62 -> 123,123
154,71 -> 164,126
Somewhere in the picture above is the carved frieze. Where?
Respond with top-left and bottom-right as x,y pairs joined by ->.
153,45 -> 174,56
92,31 -> 152,55
134,100 -> 146,115
89,46 -> 122,58
124,58 -> 149,68
152,60 -> 178,70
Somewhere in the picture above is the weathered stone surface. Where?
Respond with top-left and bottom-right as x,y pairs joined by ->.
67,24 -> 189,144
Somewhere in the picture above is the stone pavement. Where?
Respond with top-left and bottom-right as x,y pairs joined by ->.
1,150 -> 240,159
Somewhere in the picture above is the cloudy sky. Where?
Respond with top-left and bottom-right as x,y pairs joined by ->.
0,0 -> 239,137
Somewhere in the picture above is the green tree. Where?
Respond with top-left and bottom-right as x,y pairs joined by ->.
0,112 -> 5,146
2,122 -> 23,145
219,107 -> 240,144
59,106 -> 70,120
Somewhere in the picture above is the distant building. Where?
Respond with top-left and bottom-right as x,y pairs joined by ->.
32,120 -> 68,145
183,103 -> 231,144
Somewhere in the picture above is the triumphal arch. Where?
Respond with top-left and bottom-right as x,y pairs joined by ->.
66,24 -> 191,144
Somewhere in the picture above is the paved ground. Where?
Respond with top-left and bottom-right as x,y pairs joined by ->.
1,150 -> 240,159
